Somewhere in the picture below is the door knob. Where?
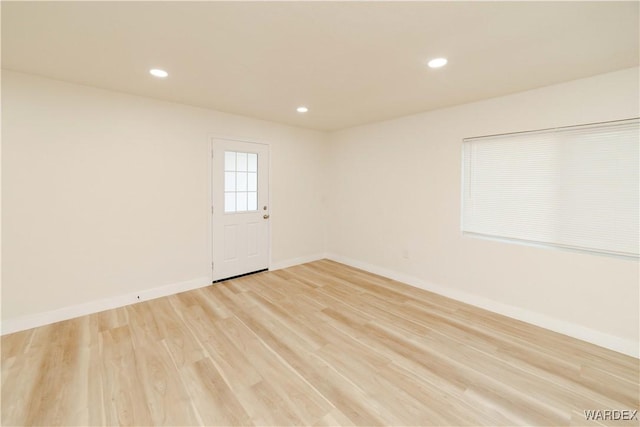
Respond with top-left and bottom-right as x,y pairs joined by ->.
263,214 -> 270,219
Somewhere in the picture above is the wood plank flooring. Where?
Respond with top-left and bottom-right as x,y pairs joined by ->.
2,260 -> 638,426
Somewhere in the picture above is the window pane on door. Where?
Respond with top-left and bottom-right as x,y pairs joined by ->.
237,152 -> 248,171
224,172 -> 236,192
248,153 -> 258,172
224,150 -> 258,213
237,192 -> 248,211
224,192 -> 236,213
248,192 -> 257,211
225,152 -> 236,171
248,172 -> 257,191
236,172 -> 248,191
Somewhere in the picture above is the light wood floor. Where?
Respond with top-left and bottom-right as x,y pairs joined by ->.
2,260 -> 638,426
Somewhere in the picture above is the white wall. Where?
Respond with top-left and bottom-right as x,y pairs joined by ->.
3,67 -> 638,356
2,70 -> 326,326
326,67 -> 640,356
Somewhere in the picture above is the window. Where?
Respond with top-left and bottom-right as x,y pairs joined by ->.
224,151 -> 258,213
462,118 -> 639,258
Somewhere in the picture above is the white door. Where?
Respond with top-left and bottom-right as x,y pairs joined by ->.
212,138 -> 270,281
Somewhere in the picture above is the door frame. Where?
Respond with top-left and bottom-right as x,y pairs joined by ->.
209,135 -> 272,282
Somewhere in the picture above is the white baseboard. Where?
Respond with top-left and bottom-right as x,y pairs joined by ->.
325,253 -> 639,358
270,253 -> 327,271
1,252 -> 327,336
1,276 -> 211,336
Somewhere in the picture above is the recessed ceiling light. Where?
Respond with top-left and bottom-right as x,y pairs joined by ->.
427,58 -> 448,68
296,106 -> 309,113
149,68 -> 169,78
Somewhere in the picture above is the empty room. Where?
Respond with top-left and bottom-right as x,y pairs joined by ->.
1,1 -> 639,426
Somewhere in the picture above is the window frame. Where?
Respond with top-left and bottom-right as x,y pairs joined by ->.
460,118 -> 640,260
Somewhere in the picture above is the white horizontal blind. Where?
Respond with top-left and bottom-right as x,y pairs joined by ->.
462,119 -> 639,258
